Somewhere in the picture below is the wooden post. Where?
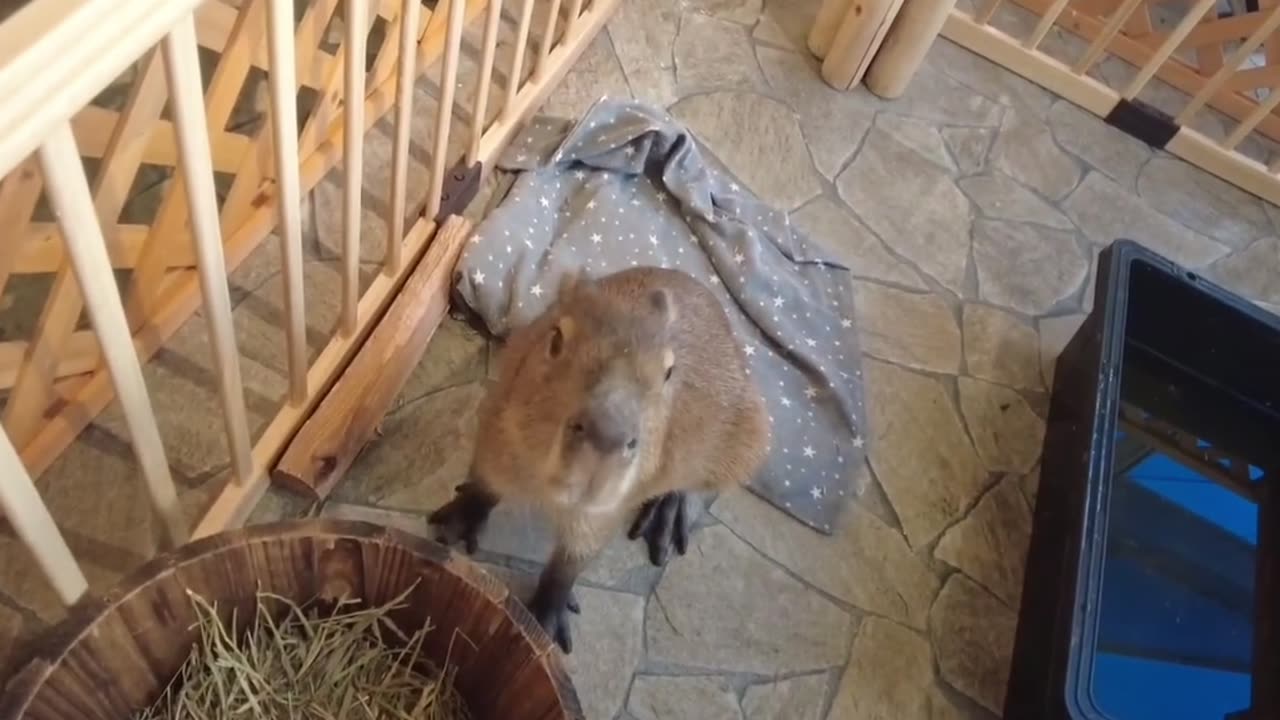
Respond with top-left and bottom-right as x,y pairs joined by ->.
272,216 -> 473,499
162,16 -> 255,487
341,0 -> 368,337
1072,0 -> 1145,74
0,429 -> 87,606
821,0 -> 906,90
810,0 -> 855,59
469,0 -> 505,164
536,0 -> 565,78
38,124 -> 188,547
1024,0 -> 1070,50
265,0 -> 309,404
1121,0 -> 1217,100
865,0 -> 957,99
387,0 -> 424,275
504,0 -> 537,118
426,0 -> 466,221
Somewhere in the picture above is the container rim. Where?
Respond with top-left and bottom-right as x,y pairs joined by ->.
0,518 -> 582,720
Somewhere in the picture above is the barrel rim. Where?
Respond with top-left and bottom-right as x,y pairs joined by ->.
0,518 -> 583,720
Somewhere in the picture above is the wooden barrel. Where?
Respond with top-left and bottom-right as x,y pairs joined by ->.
0,519 -> 582,720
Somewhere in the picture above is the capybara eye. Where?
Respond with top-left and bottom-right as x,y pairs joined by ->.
548,327 -> 564,358
569,421 -> 585,435
626,438 -> 638,451
664,365 -> 674,382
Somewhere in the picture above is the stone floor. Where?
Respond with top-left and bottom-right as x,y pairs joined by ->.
5,0 -> 1280,717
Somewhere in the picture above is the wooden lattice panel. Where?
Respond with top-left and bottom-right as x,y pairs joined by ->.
1009,0 -> 1280,142
0,0 -> 558,483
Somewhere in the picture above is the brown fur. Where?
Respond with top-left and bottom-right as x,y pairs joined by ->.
471,266 -> 770,562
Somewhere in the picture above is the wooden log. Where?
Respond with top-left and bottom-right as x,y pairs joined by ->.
865,0 -> 956,99
821,0 -> 907,90
809,0 -> 855,59
272,216 -> 474,499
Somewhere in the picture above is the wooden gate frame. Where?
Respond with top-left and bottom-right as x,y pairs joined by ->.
0,0 -> 617,610
940,0 -> 1280,205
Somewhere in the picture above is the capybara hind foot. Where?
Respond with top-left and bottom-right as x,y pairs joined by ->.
528,557 -> 582,653
528,588 -> 581,653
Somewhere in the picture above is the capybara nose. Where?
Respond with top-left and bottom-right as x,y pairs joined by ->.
573,409 -> 632,454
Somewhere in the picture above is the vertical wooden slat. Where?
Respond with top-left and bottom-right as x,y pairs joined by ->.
504,0 -> 537,117
367,1 -> 416,91
975,0 -> 1002,25
219,0 -> 316,235
162,14 -> 254,486
565,0 -> 584,32
342,0 -> 368,335
387,0 -> 424,274
1122,0 -> 1218,99
469,0 -> 505,164
266,0 -> 310,404
1073,0 -> 1146,74
426,0 -> 467,220
1124,1 -> 1152,35
537,0 -> 565,77
1025,0 -> 1071,50
1178,3 -> 1280,124
0,429 -> 87,605
37,124 -> 187,547
293,0 -> 365,162
126,2 -> 266,330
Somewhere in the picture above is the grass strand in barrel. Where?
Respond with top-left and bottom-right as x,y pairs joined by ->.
134,582 -> 471,719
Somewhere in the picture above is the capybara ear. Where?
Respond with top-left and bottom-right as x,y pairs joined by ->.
548,316 -> 574,359
648,288 -> 677,326
557,269 -> 584,301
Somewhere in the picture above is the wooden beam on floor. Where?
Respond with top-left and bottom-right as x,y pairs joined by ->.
272,215 -> 473,499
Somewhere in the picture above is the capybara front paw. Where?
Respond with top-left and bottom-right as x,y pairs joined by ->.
627,491 -> 690,566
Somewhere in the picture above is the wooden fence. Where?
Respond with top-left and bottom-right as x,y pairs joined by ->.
0,0 -> 616,609
943,0 -> 1280,205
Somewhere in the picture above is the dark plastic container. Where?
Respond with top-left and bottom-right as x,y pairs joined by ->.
1004,240 -> 1280,720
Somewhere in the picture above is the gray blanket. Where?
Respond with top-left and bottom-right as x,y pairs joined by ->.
453,98 -> 865,534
